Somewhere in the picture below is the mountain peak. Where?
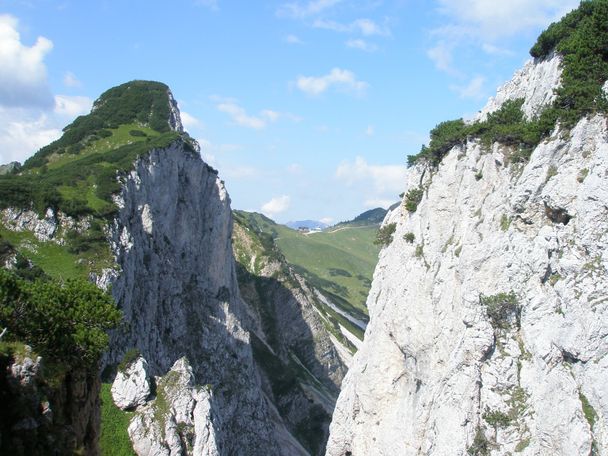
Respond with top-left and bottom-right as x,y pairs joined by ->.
90,80 -> 183,134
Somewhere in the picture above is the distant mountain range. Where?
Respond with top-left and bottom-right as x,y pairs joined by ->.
285,205 -> 398,232
285,219 -> 329,230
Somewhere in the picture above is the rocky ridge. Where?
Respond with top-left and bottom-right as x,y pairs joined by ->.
101,138 -> 305,455
327,51 -> 608,455
231,212 -> 349,455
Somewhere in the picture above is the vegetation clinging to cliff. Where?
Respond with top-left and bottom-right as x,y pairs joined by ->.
0,269 -> 121,368
409,0 -> 608,168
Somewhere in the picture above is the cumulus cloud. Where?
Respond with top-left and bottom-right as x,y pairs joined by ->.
277,0 -> 341,18
295,68 -> 368,96
0,109 -> 61,164
320,217 -> 334,225
216,101 -> 271,129
180,111 -> 201,129
54,95 -> 92,117
261,195 -> 291,217
346,39 -> 378,52
0,14 -> 54,108
335,156 -> 406,195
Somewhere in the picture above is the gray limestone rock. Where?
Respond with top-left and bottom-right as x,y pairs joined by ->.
327,56 -> 608,456
111,356 -> 151,410
103,139 -> 303,455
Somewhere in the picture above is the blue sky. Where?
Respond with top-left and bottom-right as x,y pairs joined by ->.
0,0 -> 579,223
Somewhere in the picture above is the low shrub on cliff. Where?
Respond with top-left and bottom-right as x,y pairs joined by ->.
480,291 -> 520,330
404,187 -> 424,213
374,223 -> 397,246
0,269 -> 121,368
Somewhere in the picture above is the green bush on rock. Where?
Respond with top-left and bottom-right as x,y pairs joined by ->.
480,291 -> 520,330
0,269 -> 121,367
374,223 -> 397,247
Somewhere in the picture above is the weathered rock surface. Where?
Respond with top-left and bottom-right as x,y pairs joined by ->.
126,357 -> 220,456
476,52 -> 562,121
111,356 -> 151,410
327,57 -> 608,455
104,139 -> 304,455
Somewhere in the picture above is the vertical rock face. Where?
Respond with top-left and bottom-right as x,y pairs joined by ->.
232,218 -> 349,454
327,60 -> 608,454
0,347 -> 101,455
104,140 -> 301,455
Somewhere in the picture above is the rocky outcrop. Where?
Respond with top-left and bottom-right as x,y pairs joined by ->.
476,52 -> 562,121
103,139 -> 304,455
0,345 -> 101,455
327,57 -> 608,454
232,217 -> 349,454
111,356 -> 151,410
125,357 -> 220,456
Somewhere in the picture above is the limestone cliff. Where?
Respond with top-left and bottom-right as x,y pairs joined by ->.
327,34 -> 608,456
102,138 -> 305,455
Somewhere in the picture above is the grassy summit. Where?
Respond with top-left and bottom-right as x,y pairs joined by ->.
0,80 -> 196,219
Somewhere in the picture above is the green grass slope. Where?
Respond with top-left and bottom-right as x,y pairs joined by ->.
234,211 -> 381,326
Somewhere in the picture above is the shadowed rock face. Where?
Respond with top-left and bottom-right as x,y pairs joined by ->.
0,349 -> 101,456
327,56 -> 608,455
104,140 -> 305,455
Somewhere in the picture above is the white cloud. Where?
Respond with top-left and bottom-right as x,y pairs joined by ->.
336,156 -> 406,196
63,71 -> 82,88
0,109 -> 61,164
295,68 -> 368,96
277,0 -> 341,18
365,125 -> 375,136
54,95 -> 92,117
285,34 -> 304,44
346,39 -> 378,52
428,1 -> 578,75
180,111 -> 201,129
261,195 -> 291,217
0,14 -> 54,108
320,217 -> 334,225
313,18 -> 389,36
450,75 -> 486,99
435,0 -> 579,40
217,101 -> 270,129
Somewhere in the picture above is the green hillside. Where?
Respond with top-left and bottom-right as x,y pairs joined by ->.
233,211 -> 381,325
0,81 -> 196,281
